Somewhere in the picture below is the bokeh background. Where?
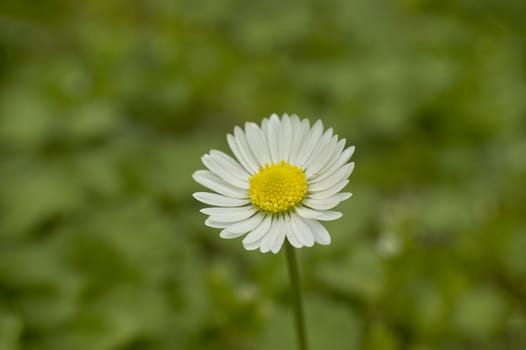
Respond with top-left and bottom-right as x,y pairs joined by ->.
1,0 -> 526,349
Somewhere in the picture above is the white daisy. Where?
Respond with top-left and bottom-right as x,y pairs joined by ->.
193,113 -> 355,254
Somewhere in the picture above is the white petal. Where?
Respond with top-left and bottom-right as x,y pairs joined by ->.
347,145 -> 356,158
227,133 -> 258,174
295,206 -> 321,219
288,115 -> 309,166
243,215 -> 272,245
205,217 -> 230,229
303,193 -> 352,211
261,117 -> 269,135
279,114 -> 293,162
193,192 -> 250,207
271,215 -> 287,253
234,127 -> 261,172
308,179 -> 349,199
209,150 -> 251,178
202,154 -> 249,189
225,212 -> 265,234
266,114 -> 281,163
305,134 -> 339,177
226,134 -> 252,174
290,213 -> 315,247
309,162 -> 355,191
290,114 -> 301,125
297,120 -> 324,168
304,128 -> 333,177
201,205 -> 257,222
220,230 -> 246,239
245,122 -> 271,166
314,138 -> 346,177
285,213 -> 302,248
193,170 -> 248,199
310,145 -> 355,183
243,239 -> 262,251
318,211 -> 343,221
286,232 -> 302,248
304,219 -> 331,245
295,206 -> 343,221
260,216 -> 279,253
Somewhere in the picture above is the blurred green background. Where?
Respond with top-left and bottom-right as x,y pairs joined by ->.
1,0 -> 526,349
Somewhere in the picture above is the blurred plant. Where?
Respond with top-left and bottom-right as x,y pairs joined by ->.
1,0 -> 525,349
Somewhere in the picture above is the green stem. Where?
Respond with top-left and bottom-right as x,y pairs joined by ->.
285,241 -> 308,350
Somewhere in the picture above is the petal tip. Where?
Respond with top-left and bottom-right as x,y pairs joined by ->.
319,238 -> 331,245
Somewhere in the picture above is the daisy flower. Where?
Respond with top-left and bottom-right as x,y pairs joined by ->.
193,113 -> 355,253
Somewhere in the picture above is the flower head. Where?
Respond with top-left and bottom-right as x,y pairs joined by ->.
193,114 -> 355,253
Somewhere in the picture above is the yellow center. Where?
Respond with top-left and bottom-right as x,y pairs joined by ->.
249,161 -> 307,214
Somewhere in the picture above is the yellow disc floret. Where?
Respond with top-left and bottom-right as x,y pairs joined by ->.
249,161 -> 307,214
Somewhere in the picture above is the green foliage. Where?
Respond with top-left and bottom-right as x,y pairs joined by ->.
1,0 -> 526,349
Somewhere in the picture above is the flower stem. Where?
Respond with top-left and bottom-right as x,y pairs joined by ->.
285,241 -> 308,350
